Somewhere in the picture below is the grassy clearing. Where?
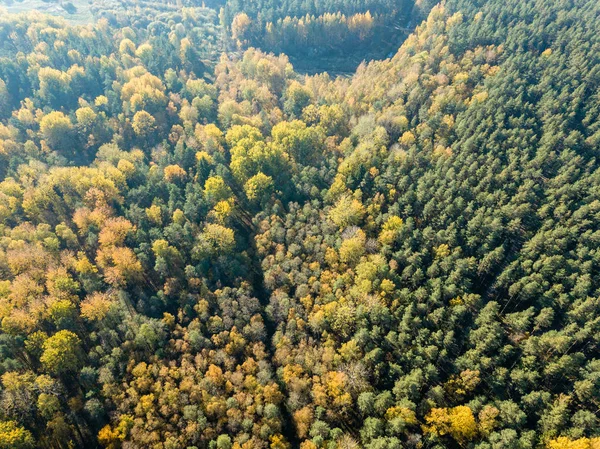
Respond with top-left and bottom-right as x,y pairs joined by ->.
0,0 -> 94,24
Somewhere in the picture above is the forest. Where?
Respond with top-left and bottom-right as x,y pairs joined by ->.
0,0 -> 600,448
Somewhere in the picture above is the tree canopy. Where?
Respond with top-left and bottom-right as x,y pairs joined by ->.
0,0 -> 599,448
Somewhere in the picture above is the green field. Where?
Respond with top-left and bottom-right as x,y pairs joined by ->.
0,0 -> 94,24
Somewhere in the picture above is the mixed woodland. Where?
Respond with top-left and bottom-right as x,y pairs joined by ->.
0,0 -> 599,448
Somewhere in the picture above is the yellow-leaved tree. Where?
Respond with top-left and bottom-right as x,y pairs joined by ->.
424,405 -> 478,444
